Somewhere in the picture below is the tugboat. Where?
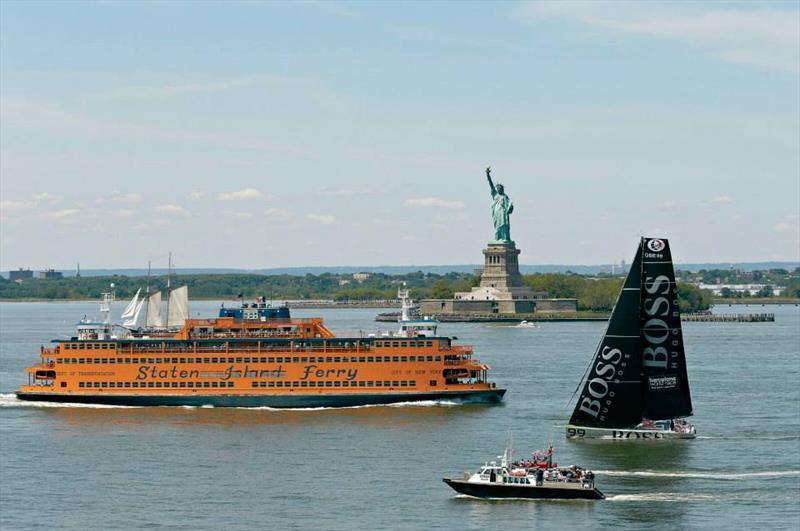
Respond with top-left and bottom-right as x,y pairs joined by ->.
443,443 -> 604,500
564,237 -> 696,440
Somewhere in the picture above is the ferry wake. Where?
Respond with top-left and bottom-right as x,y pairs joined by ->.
16,288 -> 505,408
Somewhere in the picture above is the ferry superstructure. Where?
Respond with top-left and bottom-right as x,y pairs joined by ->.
17,295 -> 505,407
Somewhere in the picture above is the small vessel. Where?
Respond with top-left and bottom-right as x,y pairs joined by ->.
515,320 -> 539,328
565,237 -> 696,440
443,443 -> 604,500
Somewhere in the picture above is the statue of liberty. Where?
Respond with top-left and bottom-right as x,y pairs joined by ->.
486,166 -> 514,244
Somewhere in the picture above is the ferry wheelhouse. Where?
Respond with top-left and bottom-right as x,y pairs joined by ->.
17,294 -> 505,408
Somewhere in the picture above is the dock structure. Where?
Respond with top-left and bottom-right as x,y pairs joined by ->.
682,313 -> 775,322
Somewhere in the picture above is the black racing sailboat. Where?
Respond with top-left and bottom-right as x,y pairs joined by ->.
565,237 -> 696,440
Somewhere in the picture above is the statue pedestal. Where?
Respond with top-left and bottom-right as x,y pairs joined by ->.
480,243 -> 524,291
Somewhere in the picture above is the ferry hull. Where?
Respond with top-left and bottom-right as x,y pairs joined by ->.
443,478 -> 604,500
15,389 -> 505,408
565,424 -> 696,440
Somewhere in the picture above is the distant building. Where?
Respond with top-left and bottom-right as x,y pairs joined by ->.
38,269 -> 63,279
697,283 -> 781,296
338,279 -> 351,286
353,272 -> 370,282
9,268 -> 33,282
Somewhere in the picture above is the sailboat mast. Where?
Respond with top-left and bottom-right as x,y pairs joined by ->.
166,252 -> 172,327
143,260 -> 151,327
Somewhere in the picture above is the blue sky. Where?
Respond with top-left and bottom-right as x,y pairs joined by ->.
1,1 -> 798,269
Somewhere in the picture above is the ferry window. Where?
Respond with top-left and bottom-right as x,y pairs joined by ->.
401,381 -> 408,387
252,381 -> 259,387
358,381 -> 366,387
367,381 -> 374,386
243,357 -> 250,363
309,382 -> 316,387
426,356 -> 433,362
426,341 -> 433,347
124,382 -> 131,388
334,382 -> 341,387
147,382 -> 155,388
108,359 -> 115,364
401,356 -> 407,362
132,358 -> 138,363
211,357 -> 219,363
435,356 -> 441,361
277,382 -> 283,388
392,356 -> 399,362
156,382 -> 163,388
358,357 -> 365,362
180,358 -> 186,363
301,357 -> 308,363
325,382 -> 333,387
110,344 -> 116,350
301,381 -> 308,387
429,380 -> 437,386
410,381 -> 416,386
326,357 -> 332,363
79,382 -> 85,388
93,382 -> 100,388
203,382 -> 210,388
367,356 -> 374,362
292,381 -> 299,388
334,357 -> 341,363
293,357 -> 299,363
375,381 -> 382,387
342,382 -> 348,387
212,382 -> 219,388
236,358 -> 242,363
227,382 -> 233,387
401,342 -> 408,348
227,357 -> 234,363
276,357 -> 283,363
79,358 -> 85,363
268,382 -> 275,388
57,359 -> 63,365
392,342 -> 399,348
101,382 -> 108,388
260,357 -> 267,363
124,358 -> 131,363
154,358 -> 162,363
392,381 -> 399,387
101,358 -> 108,364
179,382 -> 186,388
341,357 -> 349,363
374,341 -> 381,347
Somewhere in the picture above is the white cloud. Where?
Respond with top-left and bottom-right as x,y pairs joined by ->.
89,75 -> 297,101
152,204 -> 189,216
773,222 -> 797,232
188,191 -> 206,199
112,209 -> 139,218
97,191 -> 142,204
265,207 -> 291,218
711,195 -> 733,204
33,193 -> 61,203
0,200 -> 37,210
403,197 -> 465,210
218,188 -> 264,201
514,1 -> 800,72
317,186 -> 356,197
44,208 -> 80,219
306,213 -> 337,225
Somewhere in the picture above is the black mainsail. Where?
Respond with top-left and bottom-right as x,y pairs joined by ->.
640,237 -> 693,420
569,237 -> 693,430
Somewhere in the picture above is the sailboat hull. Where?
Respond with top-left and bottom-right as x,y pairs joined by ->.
565,424 -> 696,440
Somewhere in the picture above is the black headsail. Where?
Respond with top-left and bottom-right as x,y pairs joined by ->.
569,245 -> 644,428
640,237 -> 693,420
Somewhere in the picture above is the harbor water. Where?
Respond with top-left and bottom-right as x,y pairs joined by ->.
1,302 -> 798,530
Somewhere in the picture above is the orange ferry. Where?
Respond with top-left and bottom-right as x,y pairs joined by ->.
17,291 -> 505,407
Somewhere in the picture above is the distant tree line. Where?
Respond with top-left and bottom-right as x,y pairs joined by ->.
0,271 -> 717,312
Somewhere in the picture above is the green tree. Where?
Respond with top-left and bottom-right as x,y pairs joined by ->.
677,283 -> 712,312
